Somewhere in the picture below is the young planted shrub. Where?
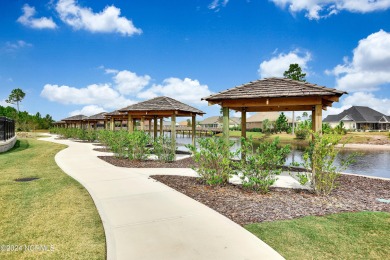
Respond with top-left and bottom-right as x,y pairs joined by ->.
187,137 -> 238,185
239,137 -> 290,193
85,129 -> 98,142
127,131 -> 151,161
295,132 -> 356,196
109,130 -> 130,158
153,135 -> 176,163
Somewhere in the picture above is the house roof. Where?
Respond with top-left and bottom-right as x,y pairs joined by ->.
247,112 -> 292,123
87,112 -> 107,120
62,114 -> 88,121
119,96 -> 205,115
203,78 -> 346,101
323,106 -> 389,123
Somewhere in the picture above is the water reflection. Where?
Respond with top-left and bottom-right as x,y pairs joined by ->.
172,134 -> 390,179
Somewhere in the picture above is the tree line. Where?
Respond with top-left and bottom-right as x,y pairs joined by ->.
1,88 -> 54,131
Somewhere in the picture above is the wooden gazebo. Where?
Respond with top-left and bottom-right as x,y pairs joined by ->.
62,115 -> 88,128
103,110 -> 128,130
85,112 -> 107,130
202,78 -> 347,141
118,96 -> 205,146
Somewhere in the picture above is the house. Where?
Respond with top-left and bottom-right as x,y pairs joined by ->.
323,106 -> 390,131
246,112 -> 292,129
199,116 -> 241,128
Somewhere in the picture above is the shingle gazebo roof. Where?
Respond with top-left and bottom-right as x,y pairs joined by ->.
86,112 -> 107,121
119,96 -> 205,115
62,115 -> 88,121
203,78 -> 346,112
104,110 -> 126,117
204,77 -> 345,101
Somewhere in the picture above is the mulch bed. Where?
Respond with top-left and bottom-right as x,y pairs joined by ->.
98,156 -> 197,168
151,174 -> 390,225
93,148 -> 112,152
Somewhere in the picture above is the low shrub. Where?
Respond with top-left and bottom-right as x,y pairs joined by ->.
295,128 -> 309,139
187,137 -> 238,185
127,131 -> 151,161
153,135 -> 176,162
239,137 -> 290,193
295,132 -> 356,195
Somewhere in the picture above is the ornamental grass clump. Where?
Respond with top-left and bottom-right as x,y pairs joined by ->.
239,137 -> 290,193
187,137 -> 238,186
295,132 -> 356,196
153,135 -> 176,163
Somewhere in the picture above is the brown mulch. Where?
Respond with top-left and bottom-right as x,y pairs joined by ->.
151,174 -> 390,225
98,156 -> 197,168
93,148 -> 112,152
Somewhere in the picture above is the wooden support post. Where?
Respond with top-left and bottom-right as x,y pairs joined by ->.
148,119 -> 152,135
222,107 -> 230,142
141,117 -> 145,131
128,114 -> 133,133
292,111 -> 295,135
241,108 -> 247,161
171,114 -> 176,147
110,118 -> 114,131
241,108 -> 247,139
153,116 -> 158,139
192,114 -> 196,147
160,118 -> 163,137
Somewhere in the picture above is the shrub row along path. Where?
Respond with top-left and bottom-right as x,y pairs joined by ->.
40,135 -> 283,260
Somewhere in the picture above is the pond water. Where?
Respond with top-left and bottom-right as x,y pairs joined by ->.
173,135 -> 390,179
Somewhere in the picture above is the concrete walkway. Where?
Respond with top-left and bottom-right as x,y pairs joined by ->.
41,135 -> 284,260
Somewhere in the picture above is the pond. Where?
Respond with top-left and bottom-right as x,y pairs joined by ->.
173,134 -> 390,179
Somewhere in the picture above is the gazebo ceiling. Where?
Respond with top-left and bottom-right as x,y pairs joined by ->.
203,78 -> 347,111
118,96 -> 205,116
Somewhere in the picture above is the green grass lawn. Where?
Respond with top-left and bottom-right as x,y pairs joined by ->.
246,211 -> 390,260
0,138 -> 105,259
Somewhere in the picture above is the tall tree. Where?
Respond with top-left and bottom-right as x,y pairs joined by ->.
283,63 -> 306,81
283,64 -> 306,135
6,88 -> 26,113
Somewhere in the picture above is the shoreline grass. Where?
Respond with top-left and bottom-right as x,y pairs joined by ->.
246,211 -> 390,260
0,138 -> 105,259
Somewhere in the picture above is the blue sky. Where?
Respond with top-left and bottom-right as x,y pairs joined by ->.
1,0 -> 390,121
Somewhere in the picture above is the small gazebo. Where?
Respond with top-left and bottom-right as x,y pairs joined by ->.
202,78 -> 347,141
118,96 -> 205,146
103,110 -> 128,130
85,112 -> 107,130
62,115 -> 88,128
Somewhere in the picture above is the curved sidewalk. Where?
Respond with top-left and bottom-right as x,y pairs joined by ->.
41,135 -> 284,260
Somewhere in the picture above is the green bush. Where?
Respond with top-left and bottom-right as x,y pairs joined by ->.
239,137 -> 290,193
295,132 -> 356,195
127,131 -> 151,161
187,137 -> 238,185
249,128 -> 262,133
153,135 -> 176,162
295,128 -> 309,139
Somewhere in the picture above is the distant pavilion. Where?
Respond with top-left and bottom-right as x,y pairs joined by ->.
118,96 -> 205,146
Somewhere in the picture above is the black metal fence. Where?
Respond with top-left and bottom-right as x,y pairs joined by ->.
0,117 -> 15,141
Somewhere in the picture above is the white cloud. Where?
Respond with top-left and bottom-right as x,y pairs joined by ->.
209,0 -> 229,10
55,0 -> 142,36
258,49 -> 311,78
329,30 -> 390,92
0,99 -> 8,106
137,77 -> 212,105
113,70 -> 151,95
270,0 -> 390,20
2,40 -> 33,52
40,83 -> 135,109
70,105 -> 106,116
17,4 -> 57,29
